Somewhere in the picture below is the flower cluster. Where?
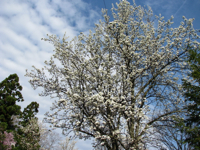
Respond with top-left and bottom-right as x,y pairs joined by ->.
1,131 -> 16,150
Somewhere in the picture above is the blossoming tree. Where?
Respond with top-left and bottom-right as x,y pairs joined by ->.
58,137 -> 78,150
0,131 -> 16,150
14,118 -> 40,150
25,0 -> 200,149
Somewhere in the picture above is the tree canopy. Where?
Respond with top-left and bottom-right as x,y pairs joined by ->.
0,74 -> 23,131
26,0 -> 200,149
20,101 -> 39,127
182,47 -> 200,149
0,73 -> 40,149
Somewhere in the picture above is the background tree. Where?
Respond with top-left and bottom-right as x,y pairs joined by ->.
151,119 -> 190,150
20,101 -> 39,127
181,47 -> 200,149
38,121 -> 61,150
26,0 -> 200,149
14,118 -> 40,150
37,120 -> 78,150
0,74 -> 40,149
154,47 -> 200,150
1,131 -> 16,150
0,74 -> 23,131
12,115 -> 77,150
0,127 -> 9,150
13,102 -> 40,150
57,137 -> 77,150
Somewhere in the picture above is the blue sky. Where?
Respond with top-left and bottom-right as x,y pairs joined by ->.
0,0 -> 200,149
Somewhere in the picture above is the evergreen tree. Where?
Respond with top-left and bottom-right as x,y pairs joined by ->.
20,101 -> 39,127
14,102 -> 40,150
182,47 -> 200,149
0,74 -> 23,131
0,74 -> 40,149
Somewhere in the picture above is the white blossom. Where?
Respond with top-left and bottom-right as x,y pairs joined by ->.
25,0 -> 200,149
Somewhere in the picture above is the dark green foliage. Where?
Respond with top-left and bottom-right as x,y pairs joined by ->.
0,74 -> 24,131
14,102 -> 40,150
20,101 -> 39,127
182,47 -> 200,149
0,74 -> 40,149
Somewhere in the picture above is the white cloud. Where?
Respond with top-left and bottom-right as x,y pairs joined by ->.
0,0 -> 101,149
